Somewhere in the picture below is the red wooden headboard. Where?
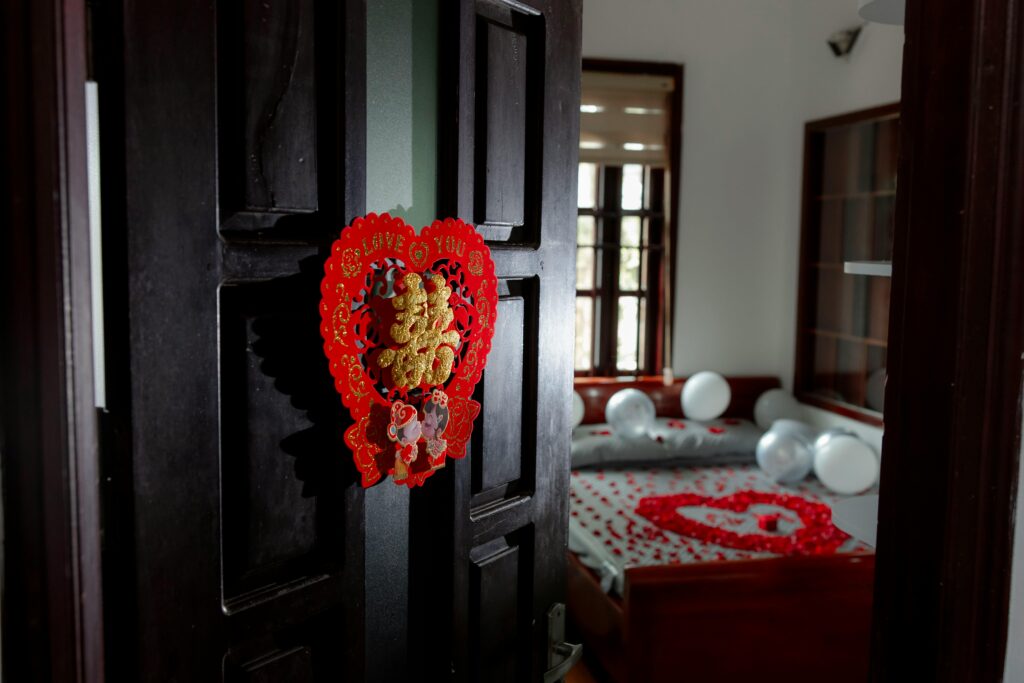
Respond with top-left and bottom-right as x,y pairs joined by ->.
574,375 -> 781,424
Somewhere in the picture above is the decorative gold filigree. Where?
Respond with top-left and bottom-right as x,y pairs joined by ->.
468,250 -> 484,276
458,347 -> 480,388
341,248 -> 361,277
475,288 -> 491,330
341,353 -> 369,398
332,284 -> 350,343
408,241 -> 429,269
377,273 -> 460,389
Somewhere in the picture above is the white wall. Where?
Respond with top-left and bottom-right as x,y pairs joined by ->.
366,0 -> 438,228
583,0 -> 903,446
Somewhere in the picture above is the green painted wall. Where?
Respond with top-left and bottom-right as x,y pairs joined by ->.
366,0 -> 438,229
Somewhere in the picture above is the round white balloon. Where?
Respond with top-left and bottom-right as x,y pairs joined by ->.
814,435 -> 879,495
572,391 -> 585,428
605,389 -> 656,440
771,418 -> 819,443
753,389 -> 802,430
814,427 -> 855,451
681,371 -> 731,421
755,419 -> 816,484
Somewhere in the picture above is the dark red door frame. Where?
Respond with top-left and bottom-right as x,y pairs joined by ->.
871,0 -> 1024,679
0,0 -> 104,680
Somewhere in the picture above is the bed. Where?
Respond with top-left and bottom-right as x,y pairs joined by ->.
567,376 -> 876,682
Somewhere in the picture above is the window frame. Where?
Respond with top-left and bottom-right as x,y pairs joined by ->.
793,102 -> 900,427
575,59 -> 683,377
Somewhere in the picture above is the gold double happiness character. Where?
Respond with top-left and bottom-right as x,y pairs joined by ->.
378,273 -> 460,389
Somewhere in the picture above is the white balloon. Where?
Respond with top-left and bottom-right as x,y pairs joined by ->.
605,389 -> 656,440
753,389 -> 802,429
772,418 -> 819,443
814,435 -> 879,495
756,419 -> 816,484
814,427 -> 855,451
572,391 -> 585,428
681,371 -> 731,421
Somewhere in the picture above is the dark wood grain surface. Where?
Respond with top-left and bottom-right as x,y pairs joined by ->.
1,0 -> 102,680
94,0 -> 369,678
871,0 -> 1024,679
568,552 -> 875,683
408,1 -> 583,680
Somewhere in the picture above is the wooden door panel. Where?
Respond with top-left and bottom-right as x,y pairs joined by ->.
218,279 -> 347,606
432,0 -> 581,680
473,2 -> 546,243
229,646 -> 313,682
217,0 -> 337,234
108,0 -> 365,679
469,533 -> 532,682
474,282 -> 531,496
478,22 -> 528,231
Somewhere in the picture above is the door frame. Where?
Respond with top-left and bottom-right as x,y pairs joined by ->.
870,0 -> 1024,679
0,0 -> 104,681
5,0 -> 1024,680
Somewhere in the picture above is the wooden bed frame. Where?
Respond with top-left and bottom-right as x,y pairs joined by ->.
568,376 -> 876,682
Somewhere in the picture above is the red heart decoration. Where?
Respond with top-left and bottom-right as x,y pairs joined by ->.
320,213 -> 498,488
635,490 -> 849,555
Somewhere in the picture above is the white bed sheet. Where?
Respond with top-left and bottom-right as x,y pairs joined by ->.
568,464 -> 871,595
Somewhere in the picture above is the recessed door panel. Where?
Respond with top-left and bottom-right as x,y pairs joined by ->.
219,282 -> 346,605
469,532 -> 532,683
473,3 -> 545,242
218,0 -> 323,232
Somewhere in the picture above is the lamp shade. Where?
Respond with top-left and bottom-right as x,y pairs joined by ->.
858,0 -> 905,25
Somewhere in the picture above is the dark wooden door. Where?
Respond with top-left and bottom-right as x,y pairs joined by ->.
408,1 -> 583,681
96,0 -> 369,679
96,0 -> 580,680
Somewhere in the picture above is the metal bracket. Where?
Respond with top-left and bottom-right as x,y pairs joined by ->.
544,603 -> 583,683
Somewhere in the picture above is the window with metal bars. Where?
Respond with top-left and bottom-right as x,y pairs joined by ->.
574,60 -> 681,377
575,163 -> 668,375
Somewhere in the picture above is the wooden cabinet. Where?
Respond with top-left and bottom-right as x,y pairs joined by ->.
795,103 -> 899,426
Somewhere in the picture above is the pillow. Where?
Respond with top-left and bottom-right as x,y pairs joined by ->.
571,417 -> 763,469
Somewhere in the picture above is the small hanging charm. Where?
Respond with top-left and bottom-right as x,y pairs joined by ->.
320,213 -> 497,488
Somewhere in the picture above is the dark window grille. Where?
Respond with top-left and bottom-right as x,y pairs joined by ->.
575,164 -> 667,376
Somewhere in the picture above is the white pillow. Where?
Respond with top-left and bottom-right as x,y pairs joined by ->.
571,417 -> 763,468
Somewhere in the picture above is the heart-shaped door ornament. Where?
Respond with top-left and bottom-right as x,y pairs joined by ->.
320,213 -> 498,487
635,490 -> 850,555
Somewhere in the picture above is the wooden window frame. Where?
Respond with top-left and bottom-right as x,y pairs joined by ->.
793,103 -> 899,428
575,58 -> 683,378
576,165 -> 667,376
